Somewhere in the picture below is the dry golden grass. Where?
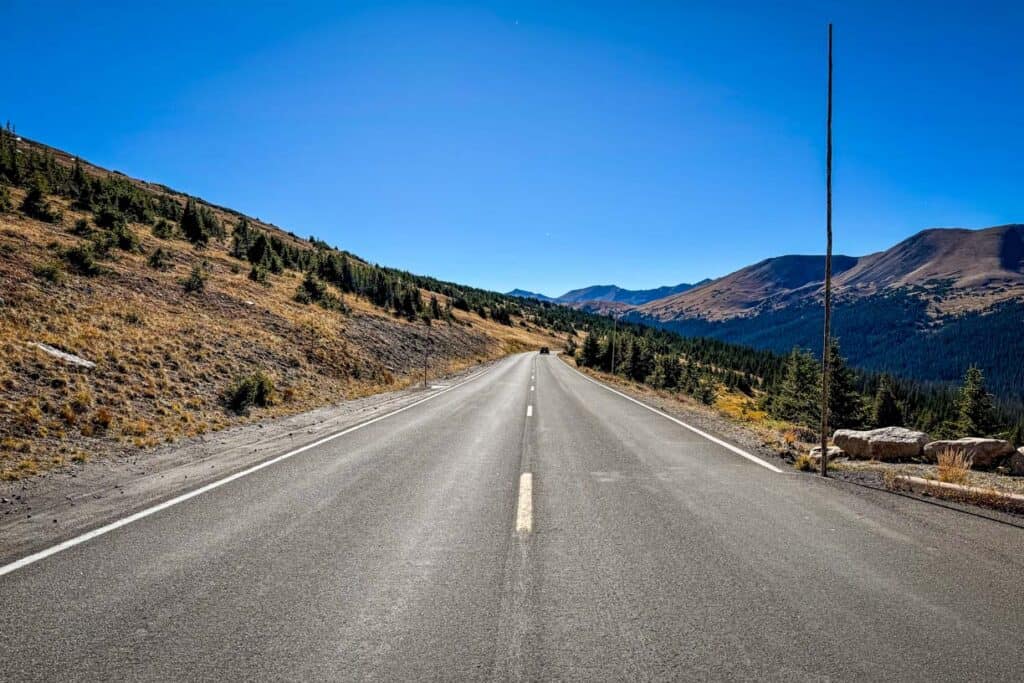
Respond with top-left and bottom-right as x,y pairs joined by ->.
0,198 -> 561,480
936,448 -> 972,485
793,452 -> 815,471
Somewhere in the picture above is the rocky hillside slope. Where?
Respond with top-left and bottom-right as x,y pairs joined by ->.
0,133 -> 561,480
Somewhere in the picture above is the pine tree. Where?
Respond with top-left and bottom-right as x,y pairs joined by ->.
70,158 -> 88,199
492,305 -> 512,325
182,264 -> 206,293
614,336 -> 632,376
366,271 -> 386,307
231,218 -> 255,258
626,337 -> 653,382
578,331 -> 602,368
247,232 -> 283,273
826,337 -> 864,429
180,198 -> 205,244
20,175 -> 61,222
74,178 -> 95,211
147,247 -> 172,271
0,123 -> 22,184
772,347 -> 820,427
339,257 -> 355,293
956,366 -> 996,437
680,357 -> 700,395
197,205 -> 224,240
650,354 -> 681,389
872,374 -> 903,427
564,336 -> 577,357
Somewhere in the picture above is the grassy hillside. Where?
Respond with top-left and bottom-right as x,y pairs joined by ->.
0,131 -> 561,480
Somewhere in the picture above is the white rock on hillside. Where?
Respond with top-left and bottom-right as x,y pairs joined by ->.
832,427 -> 930,461
923,438 -> 1016,469
29,342 -> 96,369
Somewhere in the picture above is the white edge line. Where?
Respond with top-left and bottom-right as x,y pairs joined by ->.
0,367 -> 493,578
569,365 -> 783,474
515,472 -> 533,533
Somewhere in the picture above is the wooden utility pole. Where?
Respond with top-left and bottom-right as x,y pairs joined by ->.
820,23 -> 834,477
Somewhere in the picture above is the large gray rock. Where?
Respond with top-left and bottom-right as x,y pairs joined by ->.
832,427 -> 930,461
922,438 -> 1016,469
1009,448 -> 1024,477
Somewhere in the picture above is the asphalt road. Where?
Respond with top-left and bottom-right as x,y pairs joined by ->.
2,352 -> 1022,681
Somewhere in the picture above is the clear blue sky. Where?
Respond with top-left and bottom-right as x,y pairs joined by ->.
5,1 -> 1022,296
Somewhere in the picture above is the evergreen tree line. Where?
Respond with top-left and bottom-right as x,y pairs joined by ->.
648,290 -> 1024,403
573,319 -> 1022,444
574,325 -> 766,406
768,344 -> 1022,441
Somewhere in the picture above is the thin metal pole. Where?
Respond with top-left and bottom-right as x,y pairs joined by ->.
422,332 -> 429,388
610,316 -> 617,374
820,23 -> 834,477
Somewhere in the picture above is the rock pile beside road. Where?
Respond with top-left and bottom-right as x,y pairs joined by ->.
813,429 -> 1022,476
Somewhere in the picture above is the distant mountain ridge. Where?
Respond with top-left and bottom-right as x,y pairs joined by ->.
639,225 -> 1024,322
557,281 -> 710,306
505,288 -> 555,302
506,280 -> 708,308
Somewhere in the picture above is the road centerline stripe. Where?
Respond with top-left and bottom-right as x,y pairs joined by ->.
515,473 -> 533,533
526,405 -> 533,417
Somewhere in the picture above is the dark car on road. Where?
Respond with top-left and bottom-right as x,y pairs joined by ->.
539,346 -> 550,354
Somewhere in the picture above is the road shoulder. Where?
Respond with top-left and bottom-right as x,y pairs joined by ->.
559,356 -> 790,470
560,355 -> 1024,527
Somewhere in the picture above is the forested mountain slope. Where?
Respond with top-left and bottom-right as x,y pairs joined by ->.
631,226 -> 1024,399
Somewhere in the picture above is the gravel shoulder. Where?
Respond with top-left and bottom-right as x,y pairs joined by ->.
0,359 -> 499,564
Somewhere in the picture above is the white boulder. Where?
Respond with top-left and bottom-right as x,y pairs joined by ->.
832,427 -> 930,461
